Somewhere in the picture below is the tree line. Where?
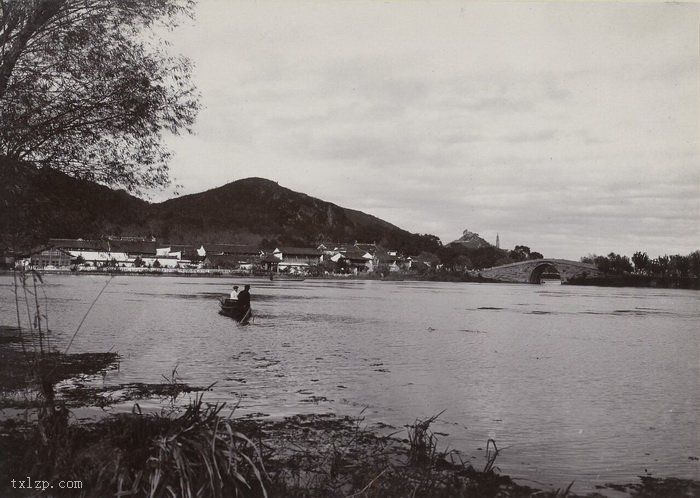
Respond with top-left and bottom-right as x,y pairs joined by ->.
581,251 -> 700,278
410,243 -> 544,273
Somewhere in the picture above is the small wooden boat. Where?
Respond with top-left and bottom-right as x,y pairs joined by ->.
219,298 -> 252,324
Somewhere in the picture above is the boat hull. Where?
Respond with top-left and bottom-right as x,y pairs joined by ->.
219,298 -> 252,323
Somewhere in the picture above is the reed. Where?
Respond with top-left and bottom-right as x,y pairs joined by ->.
94,395 -> 268,498
406,410 -> 445,466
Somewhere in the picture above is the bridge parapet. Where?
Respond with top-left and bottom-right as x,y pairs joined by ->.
477,259 -> 603,284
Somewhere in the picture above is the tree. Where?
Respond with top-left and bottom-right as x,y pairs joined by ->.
528,251 -> 544,260
594,255 -> 611,275
509,245 -> 530,262
632,251 -> 649,275
656,255 -> 670,277
670,254 -> 690,277
647,258 -> 661,277
580,254 -> 596,265
607,252 -> 632,275
0,0 -> 199,193
689,251 -> 700,278
335,257 -> 350,274
453,254 -> 472,271
437,245 -> 469,270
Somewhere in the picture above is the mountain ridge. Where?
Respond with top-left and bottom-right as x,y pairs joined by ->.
0,162 -> 441,254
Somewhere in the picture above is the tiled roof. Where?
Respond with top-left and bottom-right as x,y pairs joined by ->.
204,244 -> 261,255
341,248 -> 371,260
109,240 -> 157,254
354,243 -> 378,254
276,246 -> 322,256
48,238 -> 157,255
49,238 -> 105,250
317,242 -> 346,251
167,244 -> 197,252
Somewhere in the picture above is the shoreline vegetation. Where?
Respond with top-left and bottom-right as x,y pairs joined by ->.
2,270 -> 699,498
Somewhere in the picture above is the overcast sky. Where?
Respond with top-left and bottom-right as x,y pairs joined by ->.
155,1 -> 699,260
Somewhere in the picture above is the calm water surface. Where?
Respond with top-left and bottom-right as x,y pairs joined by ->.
1,275 -> 698,493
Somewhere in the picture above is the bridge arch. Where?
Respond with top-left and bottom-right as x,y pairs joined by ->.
528,263 -> 561,284
477,258 -> 603,284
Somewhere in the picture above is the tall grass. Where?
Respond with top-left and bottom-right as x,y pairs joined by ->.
96,395 -> 268,498
406,410 -> 445,466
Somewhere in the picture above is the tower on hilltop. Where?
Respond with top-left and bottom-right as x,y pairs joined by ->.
496,233 -> 500,249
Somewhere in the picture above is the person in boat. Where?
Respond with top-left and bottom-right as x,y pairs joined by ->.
237,284 -> 251,312
229,285 -> 239,300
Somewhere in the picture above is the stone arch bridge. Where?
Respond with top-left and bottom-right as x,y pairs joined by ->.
476,259 -> 603,284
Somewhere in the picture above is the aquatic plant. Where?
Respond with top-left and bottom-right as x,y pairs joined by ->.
406,410 -> 444,466
96,395 -> 268,498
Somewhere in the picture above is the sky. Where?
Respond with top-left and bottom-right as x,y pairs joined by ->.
154,1 -> 699,260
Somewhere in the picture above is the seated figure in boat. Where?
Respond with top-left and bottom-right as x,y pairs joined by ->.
230,285 -> 239,300
237,284 -> 251,311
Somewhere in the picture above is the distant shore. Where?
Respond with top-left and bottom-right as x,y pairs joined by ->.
566,274 -> 700,290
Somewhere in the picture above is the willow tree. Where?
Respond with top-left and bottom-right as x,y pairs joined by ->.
0,0 -> 199,193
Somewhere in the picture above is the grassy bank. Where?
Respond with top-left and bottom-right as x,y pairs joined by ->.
3,394 -> 699,497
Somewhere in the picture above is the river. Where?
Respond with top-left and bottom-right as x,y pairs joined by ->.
1,274 -> 698,494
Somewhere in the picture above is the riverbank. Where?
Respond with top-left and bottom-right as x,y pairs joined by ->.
566,274 -> 699,289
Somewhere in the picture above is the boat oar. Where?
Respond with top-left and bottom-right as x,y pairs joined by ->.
240,307 -> 253,325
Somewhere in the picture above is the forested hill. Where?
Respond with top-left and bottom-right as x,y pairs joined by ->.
0,160 -> 149,251
150,177 -> 421,248
0,163 -> 441,253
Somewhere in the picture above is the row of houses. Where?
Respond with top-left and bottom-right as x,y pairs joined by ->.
28,237 -> 413,274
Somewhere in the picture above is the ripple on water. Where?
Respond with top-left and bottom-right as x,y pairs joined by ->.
2,275 -> 697,495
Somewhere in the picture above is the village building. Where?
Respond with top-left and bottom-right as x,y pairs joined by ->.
269,246 -> 323,273
156,245 -> 201,268
47,238 -> 158,267
327,246 -> 374,274
318,242 -> 397,274
30,247 -> 73,268
201,244 -> 263,270
376,250 -> 412,272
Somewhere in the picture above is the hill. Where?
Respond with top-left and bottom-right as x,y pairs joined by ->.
0,159 -> 149,252
449,229 -> 493,249
148,177 -> 415,247
0,162 -> 441,254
